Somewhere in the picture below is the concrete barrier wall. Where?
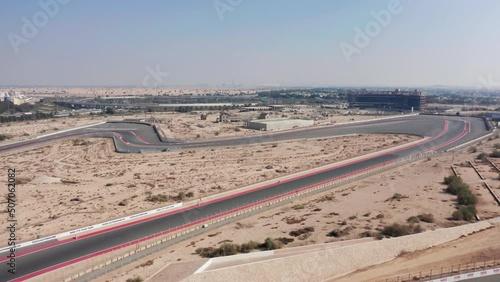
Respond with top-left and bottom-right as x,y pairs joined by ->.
185,221 -> 492,282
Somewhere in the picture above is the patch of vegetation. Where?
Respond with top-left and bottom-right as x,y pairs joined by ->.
195,242 -> 240,258
264,237 -> 283,250
417,213 -> 435,223
285,217 -> 306,224
381,223 -> 423,237
407,216 -> 420,224
443,174 -> 477,222
490,150 -> 500,158
239,241 -> 260,253
291,204 -> 305,210
443,175 -> 462,185
476,152 -> 488,161
445,180 -> 469,196
126,277 -> 144,282
452,205 -> 476,221
359,231 -> 373,237
327,227 -> 352,238
289,227 -> 314,237
386,193 -> 409,202
146,194 -> 169,203
0,134 -> 13,141
275,237 -> 294,245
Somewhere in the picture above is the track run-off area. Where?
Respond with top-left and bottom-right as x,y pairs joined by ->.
0,114 -> 493,281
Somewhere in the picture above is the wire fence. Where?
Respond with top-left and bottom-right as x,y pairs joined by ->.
31,149 -> 452,282
383,258 -> 500,282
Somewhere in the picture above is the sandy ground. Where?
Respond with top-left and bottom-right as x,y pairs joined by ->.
0,132 -> 416,241
94,135 -> 500,282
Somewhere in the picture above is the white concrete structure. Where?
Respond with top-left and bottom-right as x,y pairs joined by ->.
245,119 -> 314,131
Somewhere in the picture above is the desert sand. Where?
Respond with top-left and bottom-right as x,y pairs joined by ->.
95,135 -> 500,282
0,130 -> 417,241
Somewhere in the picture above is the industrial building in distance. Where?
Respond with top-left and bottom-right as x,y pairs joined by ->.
245,119 -> 314,131
347,89 -> 427,111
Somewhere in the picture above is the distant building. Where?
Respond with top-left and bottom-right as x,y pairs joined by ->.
245,119 -> 314,131
240,106 -> 272,112
218,112 -> 242,123
4,96 -> 23,105
347,89 -> 426,111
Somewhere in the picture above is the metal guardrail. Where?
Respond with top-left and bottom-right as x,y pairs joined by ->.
383,258 -> 500,282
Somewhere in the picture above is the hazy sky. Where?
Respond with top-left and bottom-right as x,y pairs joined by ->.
1,0 -> 499,88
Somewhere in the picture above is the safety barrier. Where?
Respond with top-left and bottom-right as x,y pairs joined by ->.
383,258 -> 499,282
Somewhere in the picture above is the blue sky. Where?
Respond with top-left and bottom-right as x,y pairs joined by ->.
1,0 -> 499,88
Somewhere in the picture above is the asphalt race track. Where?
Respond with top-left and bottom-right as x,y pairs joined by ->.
0,115 -> 492,281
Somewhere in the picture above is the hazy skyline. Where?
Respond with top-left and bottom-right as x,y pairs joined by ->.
1,0 -> 499,88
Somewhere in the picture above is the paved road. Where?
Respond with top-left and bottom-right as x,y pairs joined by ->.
0,115 -> 492,281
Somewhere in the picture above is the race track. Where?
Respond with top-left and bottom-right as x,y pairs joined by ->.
0,115 -> 492,281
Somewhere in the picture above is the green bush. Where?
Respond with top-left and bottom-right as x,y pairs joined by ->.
359,231 -> 373,237
443,175 -> 461,185
417,213 -> 435,223
219,243 -> 239,256
146,194 -> 169,203
445,181 -> 469,195
407,216 -> 420,224
239,241 -> 260,253
264,238 -> 282,250
452,206 -> 476,221
289,227 -> 314,237
381,223 -> 423,237
489,150 -> 500,158
126,277 -> 143,282
457,189 -> 477,206
195,243 -> 240,258
0,134 -> 13,141
477,153 -> 488,161
275,237 -> 294,245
